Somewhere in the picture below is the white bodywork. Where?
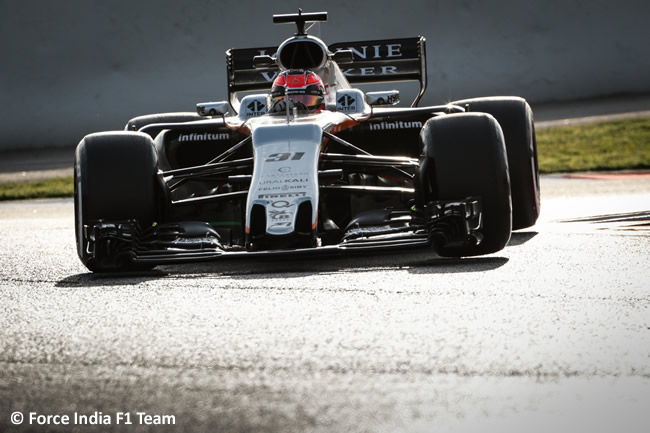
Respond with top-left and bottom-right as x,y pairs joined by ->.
244,110 -> 352,236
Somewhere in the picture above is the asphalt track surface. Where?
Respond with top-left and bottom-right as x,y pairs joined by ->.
1,173 -> 649,433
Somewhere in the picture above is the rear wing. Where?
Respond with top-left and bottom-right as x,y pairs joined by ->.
225,36 -> 427,108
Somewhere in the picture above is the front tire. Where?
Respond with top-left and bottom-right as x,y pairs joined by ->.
417,113 -> 512,256
75,131 -> 160,272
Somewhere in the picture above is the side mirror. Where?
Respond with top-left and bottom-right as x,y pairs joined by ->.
366,90 -> 400,106
196,101 -> 230,117
253,55 -> 275,69
332,49 -> 354,64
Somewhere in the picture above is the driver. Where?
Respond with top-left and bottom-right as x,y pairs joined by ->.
268,70 -> 326,114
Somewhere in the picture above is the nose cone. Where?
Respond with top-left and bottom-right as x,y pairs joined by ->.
246,123 -> 322,249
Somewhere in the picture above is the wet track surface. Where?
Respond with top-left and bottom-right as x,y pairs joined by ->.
1,175 -> 649,432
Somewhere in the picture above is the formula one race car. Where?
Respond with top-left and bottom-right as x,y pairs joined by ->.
74,10 -> 540,272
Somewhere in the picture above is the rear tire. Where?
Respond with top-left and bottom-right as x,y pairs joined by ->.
75,131 -> 160,272
452,97 -> 540,229
418,113 -> 512,256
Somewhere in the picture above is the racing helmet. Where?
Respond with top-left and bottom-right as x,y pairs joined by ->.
268,70 -> 325,113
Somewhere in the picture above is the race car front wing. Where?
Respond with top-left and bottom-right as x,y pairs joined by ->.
82,197 -> 482,267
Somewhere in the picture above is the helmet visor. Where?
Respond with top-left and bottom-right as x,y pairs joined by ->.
286,94 -> 323,108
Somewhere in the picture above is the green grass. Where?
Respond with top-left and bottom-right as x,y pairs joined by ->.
0,176 -> 73,201
1,116 -> 649,200
536,116 -> 650,173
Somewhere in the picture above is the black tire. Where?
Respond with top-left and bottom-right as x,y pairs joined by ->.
451,97 -> 540,229
75,131 -> 160,272
418,113 -> 512,256
125,112 -> 204,138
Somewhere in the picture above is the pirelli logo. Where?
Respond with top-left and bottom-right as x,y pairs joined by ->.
258,192 -> 307,199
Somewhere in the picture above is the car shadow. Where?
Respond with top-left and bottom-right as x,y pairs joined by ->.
507,231 -> 538,246
56,248 -> 509,287
56,270 -> 169,288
